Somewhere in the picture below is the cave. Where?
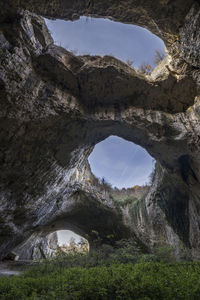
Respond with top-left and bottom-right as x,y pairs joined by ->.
0,0 -> 200,262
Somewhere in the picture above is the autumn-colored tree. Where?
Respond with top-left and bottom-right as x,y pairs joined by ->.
138,62 -> 152,74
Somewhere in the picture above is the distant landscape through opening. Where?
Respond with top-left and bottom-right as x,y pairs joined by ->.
57,230 -> 87,247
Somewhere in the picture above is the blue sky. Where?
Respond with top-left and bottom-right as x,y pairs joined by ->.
45,16 -> 165,68
45,17 -> 160,189
88,136 -> 154,189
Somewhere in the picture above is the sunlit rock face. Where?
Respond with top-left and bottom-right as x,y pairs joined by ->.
13,232 -> 59,260
13,230 -> 89,259
0,1 -> 200,259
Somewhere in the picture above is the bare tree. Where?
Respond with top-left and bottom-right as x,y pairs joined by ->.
154,49 -> 165,65
126,59 -> 134,67
101,177 -> 112,191
137,62 -> 152,75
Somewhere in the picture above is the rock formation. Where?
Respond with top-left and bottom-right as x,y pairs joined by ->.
14,232 -> 59,260
0,0 -> 200,259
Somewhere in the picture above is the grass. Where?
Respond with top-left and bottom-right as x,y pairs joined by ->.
1,262 -> 200,299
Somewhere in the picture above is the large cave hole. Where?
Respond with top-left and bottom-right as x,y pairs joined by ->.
13,230 -> 89,260
45,16 -> 166,71
88,135 -> 155,190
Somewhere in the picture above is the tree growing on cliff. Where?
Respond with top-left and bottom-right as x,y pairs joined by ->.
126,59 -> 134,67
154,49 -> 166,65
137,62 -> 152,74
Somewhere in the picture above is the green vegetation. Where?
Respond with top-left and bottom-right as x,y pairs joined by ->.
0,240 -> 196,299
111,185 -> 149,215
88,172 -> 150,215
46,239 -> 147,269
129,197 -> 148,224
1,260 -> 200,299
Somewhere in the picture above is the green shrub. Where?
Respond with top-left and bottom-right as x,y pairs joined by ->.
1,262 -> 200,299
0,239 -> 197,299
153,245 -> 175,263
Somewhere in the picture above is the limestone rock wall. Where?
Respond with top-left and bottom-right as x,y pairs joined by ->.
14,232 -> 59,260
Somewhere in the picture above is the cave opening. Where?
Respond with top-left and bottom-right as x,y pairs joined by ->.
45,16 -> 166,71
88,135 -> 155,189
13,230 -> 89,260
57,230 -> 88,250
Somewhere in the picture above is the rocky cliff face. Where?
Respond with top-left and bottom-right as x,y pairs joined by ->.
14,232 -> 59,260
0,1 -> 200,259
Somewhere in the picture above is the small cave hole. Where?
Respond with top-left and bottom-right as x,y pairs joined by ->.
56,230 -> 89,253
88,135 -> 155,190
45,16 -> 166,72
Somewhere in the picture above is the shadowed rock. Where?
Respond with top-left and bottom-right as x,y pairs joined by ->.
0,2 -> 200,259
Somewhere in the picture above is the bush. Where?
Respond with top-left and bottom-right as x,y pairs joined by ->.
153,245 -> 175,263
1,262 -> 200,299
0,239 -> 196,299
